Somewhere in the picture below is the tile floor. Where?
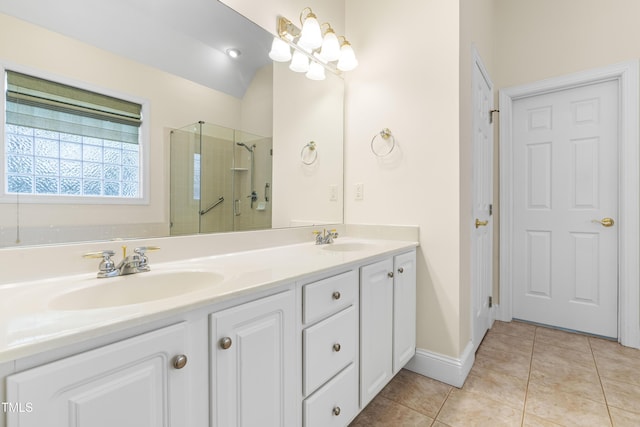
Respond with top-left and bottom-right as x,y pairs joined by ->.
350,320 -> 640,426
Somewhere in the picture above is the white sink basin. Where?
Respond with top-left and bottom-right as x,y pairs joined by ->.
321,242 -> 377,252
49,271 -> 224,310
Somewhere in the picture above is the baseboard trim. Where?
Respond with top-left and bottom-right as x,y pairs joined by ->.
404,341 -> 474,388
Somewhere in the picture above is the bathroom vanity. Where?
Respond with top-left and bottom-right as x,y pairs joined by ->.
0,232 -> 417,427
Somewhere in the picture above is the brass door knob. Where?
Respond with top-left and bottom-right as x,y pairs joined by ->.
388,272 -> 394,278
592,217 -> 615,227
332,291 -> 341,300
333,343 -> 341,352
475,219 -> 488,228
219,337 -> 232,350
173,354 -> 188,369
333,406 -> 341,416
398,267 -> 404,274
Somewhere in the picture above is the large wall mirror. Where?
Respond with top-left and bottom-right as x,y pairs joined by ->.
0,0 -> 344,247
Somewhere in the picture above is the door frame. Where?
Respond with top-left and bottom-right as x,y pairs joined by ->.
471,46 -> 495,351
498,60 -> 640,349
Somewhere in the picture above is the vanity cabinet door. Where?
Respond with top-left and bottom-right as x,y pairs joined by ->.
210,289 -> 296,427
359,257 -> 394,407
6,323 -> 192,427
393,250 -> 417,373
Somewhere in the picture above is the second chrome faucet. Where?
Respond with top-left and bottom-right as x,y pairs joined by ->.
314,229 -> 339,245
83,246 -> 160,278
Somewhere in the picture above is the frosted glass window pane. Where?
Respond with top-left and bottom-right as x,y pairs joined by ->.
122,150 -> 138,166
60,133 -> 81,143
83,180 -> 101,195
104,148 -> 121,164
83,145 -> 102,162
60,160 -> 82,177
122,182 -> 138,197
35,129 -> 59,139
7,125 -> 34,136
83,162 -> 102,178
7,155 -> 33,174
35,177 -> 59,194
104,165 -> 121,180
35,158 -> 59,176
122,166 -> 138,181
60,178 -> 81,195
104,140 -> 122,149
104,181 -> 120,196
8,175 -> 33,193
60,141 -> 82,160
35,138 -> 59,157
7,134 -> 34,154
83,137 -> 103,146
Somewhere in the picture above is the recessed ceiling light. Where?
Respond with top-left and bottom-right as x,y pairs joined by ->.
226,48 -> 241,59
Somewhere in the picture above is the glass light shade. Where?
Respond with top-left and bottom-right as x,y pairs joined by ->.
298,13 -> 322,50
268,37 -> 291,62
305,61 -> 326,81
319,31 -> 340,62
337,42 -> 358,71
289,50 -> 309,73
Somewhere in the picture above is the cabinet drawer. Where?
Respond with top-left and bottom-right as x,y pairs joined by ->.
303,363 -> 358,427
303,270 -> 357,325
303,306 -> 356,395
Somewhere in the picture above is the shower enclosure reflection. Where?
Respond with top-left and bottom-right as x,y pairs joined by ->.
170,122 -> 272,235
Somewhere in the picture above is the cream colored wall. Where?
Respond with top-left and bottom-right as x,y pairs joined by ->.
0,13 -> 242,244
494,0 -> 640,88
344,0 -> 463,357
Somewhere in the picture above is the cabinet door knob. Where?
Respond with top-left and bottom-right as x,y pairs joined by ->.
398,267 -> 404,274
173,354 -> 188,369
388,271 -> 394,278
332,291 -> 341,300
219,337 -> 233,350
333,406 -> 341,416
333,343 -> 341,352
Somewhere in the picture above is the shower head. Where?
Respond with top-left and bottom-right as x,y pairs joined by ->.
236,142 -> 256,152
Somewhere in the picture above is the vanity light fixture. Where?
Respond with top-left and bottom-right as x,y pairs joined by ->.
268,8 -> 357,80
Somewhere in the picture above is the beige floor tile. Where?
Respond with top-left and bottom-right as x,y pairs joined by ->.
490,320 -> 537,339
525,382 -> 612,427
462,369 -> 527,410
480,330 -> 534,357
349,395 -> 433,427
522,413 -> 565,426
594,353 -> 640,387
589,337 -> 640,360
380,369 -> 451,418
432,422 -> 453,427
533,339 -> 596,370
436,389 -> 523,427
609,406 -> 640,427
474,345 -> 531,380
601,377 -> 640,414
534,327 -> 591,353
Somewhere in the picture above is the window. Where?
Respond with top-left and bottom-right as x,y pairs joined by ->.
4,70 -> 143,199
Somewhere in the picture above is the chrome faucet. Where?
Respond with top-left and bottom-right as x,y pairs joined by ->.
84,246 -> 159,278
314,228 -> 339,245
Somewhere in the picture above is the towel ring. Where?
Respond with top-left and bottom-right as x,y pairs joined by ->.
301,141 -> 318,165
371,128 -> 395,157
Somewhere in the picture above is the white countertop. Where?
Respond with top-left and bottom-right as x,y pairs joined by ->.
0,237 -> 417,363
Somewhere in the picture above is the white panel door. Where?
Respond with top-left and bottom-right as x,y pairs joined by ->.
471,52 -> 494,351
512,80 -> 618,337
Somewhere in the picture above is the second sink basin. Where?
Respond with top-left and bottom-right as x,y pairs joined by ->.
49,270 -> 224,310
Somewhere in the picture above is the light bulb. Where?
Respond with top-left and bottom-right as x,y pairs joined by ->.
289,50 -> 309,73
306,61 -> 326,81
226,48 -> 241,59
337,41 -> 358,71
298,12 -> 322,50
268,37 -> 291,62
319,29 -> 340,62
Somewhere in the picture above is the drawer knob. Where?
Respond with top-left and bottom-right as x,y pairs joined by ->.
333,343 -> 341,352
398,267 -> 404,274
388,271 -> 394,278
219,337 -> 233,350
173,354 -> 188,369
332,291 -> 341,300
333,406 -> 341,416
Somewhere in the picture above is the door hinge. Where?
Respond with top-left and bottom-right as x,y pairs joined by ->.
488,296 -> 493,308
489,204 -> 493,216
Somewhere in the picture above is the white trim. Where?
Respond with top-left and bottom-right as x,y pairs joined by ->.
0,60 -> 151,205
404,341 -> 474,388
499,60 -> 640,349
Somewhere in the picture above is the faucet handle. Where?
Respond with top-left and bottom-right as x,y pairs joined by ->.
313,230 -> 323,244
83,250 -> 118,278
134,246 -> 160,272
